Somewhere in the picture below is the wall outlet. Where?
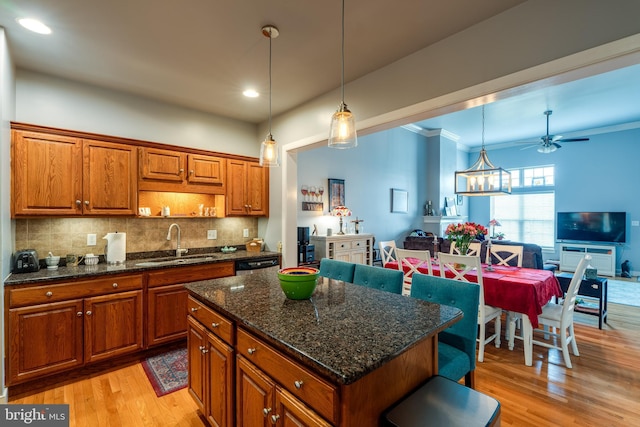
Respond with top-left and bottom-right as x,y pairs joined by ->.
207,230 -> 217,240
243,228 -> 249,238
632,220 -> 639,226
87,233 -> 97,246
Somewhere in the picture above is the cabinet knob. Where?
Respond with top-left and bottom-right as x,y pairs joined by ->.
75,200 -> 82,206
247,348 -> 256,355
211,322 -> 219,328
198,345 -> 205,351
191,307 -> 199,312
179,168 -> 184,173
45,291 -> 53,297
201,347 -> 208,354
84,200 -> 90,205
262,408 -> 272,416
77,311 -> 83,317
189,170 -> 194,175
112,283 -> 118,288
270,414 -> 280,424
86,310 -> 92,316
591,284 -> 599,289
294,380 -> 304,389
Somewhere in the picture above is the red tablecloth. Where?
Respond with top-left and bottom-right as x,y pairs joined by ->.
385,259 -> 562,328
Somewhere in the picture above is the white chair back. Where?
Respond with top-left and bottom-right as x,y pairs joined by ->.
449,241 -> 481,256
379,240 -> 398,265
396,248 -> 432,294
562,255 -> 592,324
437,253 -> 484,304
487,244 -> 524,267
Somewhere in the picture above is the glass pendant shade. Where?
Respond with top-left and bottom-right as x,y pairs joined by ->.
329,103 -> 357,148
259,133 -> 279,166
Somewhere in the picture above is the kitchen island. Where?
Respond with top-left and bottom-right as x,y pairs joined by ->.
186,269 -> 462,426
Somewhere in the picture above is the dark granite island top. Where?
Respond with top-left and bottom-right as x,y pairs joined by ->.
185,268 -> 462,386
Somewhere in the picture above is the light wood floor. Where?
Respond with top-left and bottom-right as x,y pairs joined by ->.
9,303 -> 640,426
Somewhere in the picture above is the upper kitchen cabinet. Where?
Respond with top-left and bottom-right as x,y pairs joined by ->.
11,130 -> 137,217
226,159 -> 268,216
138,147 -> 226,194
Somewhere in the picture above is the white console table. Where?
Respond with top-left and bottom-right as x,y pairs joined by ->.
559,243 -> 616,277
311,233 -> 373,265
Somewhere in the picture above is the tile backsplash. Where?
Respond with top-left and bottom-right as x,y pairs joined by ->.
15,217 -> 259,259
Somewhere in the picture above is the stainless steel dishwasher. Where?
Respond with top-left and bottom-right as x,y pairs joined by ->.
235,255 -> 280,275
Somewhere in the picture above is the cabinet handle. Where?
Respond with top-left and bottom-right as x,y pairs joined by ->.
244,204 -> 249,208
112,283 -> 118,288
262,408 -> 272,416
198,345 -> 205,351
189,170 -> 194,175
77,311 -> 83,317
294,380 -> 304,389
45,291 -> 53,297
247,348 -> 256,355
270,414 -> 280,424
179,168 -> 184,173
591,284 -> 599,289
211,322 -> 219,328
201,347 -> 209,354
84,200 -> 90,206
75,200 -> 82,206
86,310 -> 92,316
191,307 -> 200,312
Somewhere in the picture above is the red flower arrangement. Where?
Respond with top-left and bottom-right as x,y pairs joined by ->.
445,222 -> 488,255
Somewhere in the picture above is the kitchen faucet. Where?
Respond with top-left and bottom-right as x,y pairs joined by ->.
167,223 -> 188,257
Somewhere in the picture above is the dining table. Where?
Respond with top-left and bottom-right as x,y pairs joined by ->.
385,257 -> 563,366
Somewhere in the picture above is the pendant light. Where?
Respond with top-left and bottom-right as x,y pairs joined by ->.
259,25 -> 280,167
328,0 -> 357,149
455,105 -> 511,196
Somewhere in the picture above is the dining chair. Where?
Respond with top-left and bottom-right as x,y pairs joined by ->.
395,248 -> 433,296
378,240 -> 398,266
486,243 -> 524,267
437,253 -> 502,362
449,241 -> 482,256
509,255 -> 591,368
410,274 -> 480,388
318,258 -> 356,282
352,264 -> 403,294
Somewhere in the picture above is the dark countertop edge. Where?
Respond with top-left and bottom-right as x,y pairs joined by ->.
4,250 -> 280,286
186,285 -> 462,385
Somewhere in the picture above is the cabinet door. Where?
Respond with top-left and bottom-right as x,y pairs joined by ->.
188,154 -> 226,186
8,299 -> 84,385
188,317 -> 207,414
226,159 -> 248,215
333,252 -> 352,263
139,146 -> 186,182
147,284 -> 188,347
12,130 -> 83,216
84,290 -> 143,363
207,331 -> 235,427
246,161 -> 268,216
349,249 -> 367,265
237,356 -> 274,427
83,139 -> 138,215
275,388 -> 332,427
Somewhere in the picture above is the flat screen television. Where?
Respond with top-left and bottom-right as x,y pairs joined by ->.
556,212 -> 626,244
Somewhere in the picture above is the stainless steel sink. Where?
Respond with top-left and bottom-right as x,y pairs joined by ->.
135,256 -> 215,267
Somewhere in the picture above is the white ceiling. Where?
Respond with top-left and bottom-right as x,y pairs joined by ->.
2,0 -> 640,148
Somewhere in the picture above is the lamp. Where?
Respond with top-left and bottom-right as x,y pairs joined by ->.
328,0 -> 357,149
259,25 -> 280,167
331,205 -> 352,235
455,105 -> 511,196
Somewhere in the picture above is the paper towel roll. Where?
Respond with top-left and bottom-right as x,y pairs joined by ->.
104,232 -> 126,264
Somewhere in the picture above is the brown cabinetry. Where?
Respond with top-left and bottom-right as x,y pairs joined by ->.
226,159 -> 268,216
139,147 -> 226,194
11,129 -> 137,217
7,274 -> 143,385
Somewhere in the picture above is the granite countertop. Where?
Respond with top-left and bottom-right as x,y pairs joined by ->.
185,269 -> 462,385
5,250 -> 280,286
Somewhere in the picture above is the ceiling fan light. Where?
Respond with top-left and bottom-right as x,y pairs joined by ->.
537,145 -> 557,154
328,103 -> 357,148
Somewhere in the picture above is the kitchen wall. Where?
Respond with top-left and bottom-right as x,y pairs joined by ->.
15,217 -> 259,261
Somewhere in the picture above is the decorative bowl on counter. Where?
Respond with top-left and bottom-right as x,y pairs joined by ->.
84,255 -> 100,265
220,246 -> 237,253
277,267 -> 320,300
45,255 -> 60,270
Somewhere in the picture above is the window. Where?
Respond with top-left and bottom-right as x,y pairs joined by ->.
490,166 -> 555,249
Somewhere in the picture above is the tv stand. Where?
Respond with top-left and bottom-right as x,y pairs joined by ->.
559,243 -> 616,277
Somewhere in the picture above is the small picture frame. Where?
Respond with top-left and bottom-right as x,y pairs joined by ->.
391,189 -> 409,213
328,178 -> 345,211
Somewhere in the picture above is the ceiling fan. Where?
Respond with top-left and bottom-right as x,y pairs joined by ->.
521,110 -> 589,153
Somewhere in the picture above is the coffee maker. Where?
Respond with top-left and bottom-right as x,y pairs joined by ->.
297,227 -> 315,265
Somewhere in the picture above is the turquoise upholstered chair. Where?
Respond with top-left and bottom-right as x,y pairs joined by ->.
318,258 -> 356,282
410,273 -> 480,388
352,264 -> 404,294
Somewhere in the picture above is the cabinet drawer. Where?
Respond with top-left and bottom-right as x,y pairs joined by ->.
334,241 -> 350,251
187,296 -> 234,345
9,275 -> 143,308
147,262 -> 234,287
237,328 -> 338,424
350,239 -> 368,249
579,280 -> 604,298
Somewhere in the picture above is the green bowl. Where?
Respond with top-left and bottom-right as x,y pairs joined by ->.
277,267 -> 320,300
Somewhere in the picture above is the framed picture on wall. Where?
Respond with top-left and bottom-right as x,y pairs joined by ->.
328,178 -> 345,211
391,189 -> 409,213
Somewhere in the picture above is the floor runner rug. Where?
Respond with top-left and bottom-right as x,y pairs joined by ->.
608,279 -> 640,307
142,347 -> 188,397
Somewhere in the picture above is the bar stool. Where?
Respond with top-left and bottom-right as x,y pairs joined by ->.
381,375 -> 501,427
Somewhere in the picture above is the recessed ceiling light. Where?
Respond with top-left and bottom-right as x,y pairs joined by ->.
243,89 -> 259,98
16,18 -> 52,35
